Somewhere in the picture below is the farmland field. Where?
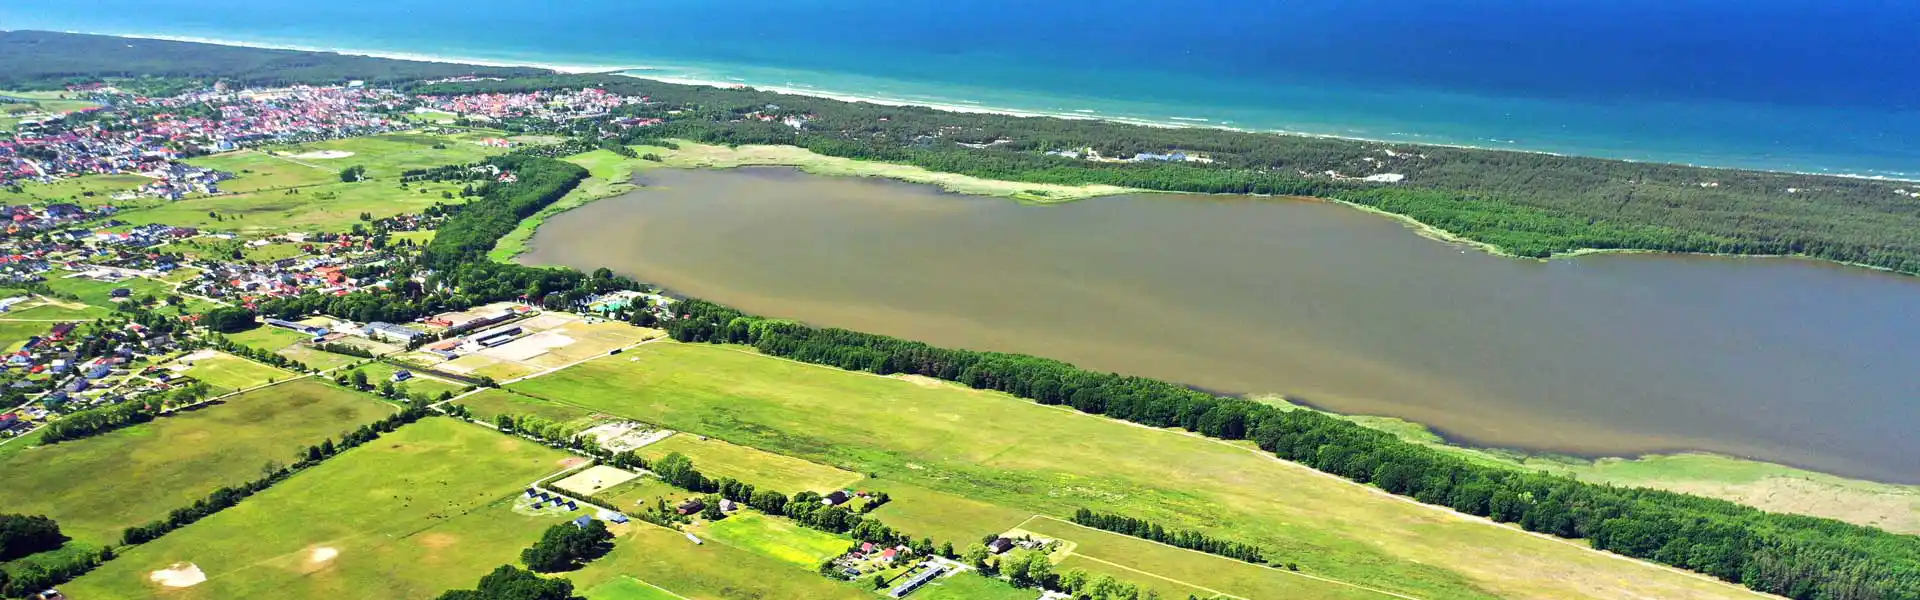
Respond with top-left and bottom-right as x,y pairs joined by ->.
0,174 -> 149,205
691,511 -> 852,568
594,474 -> 683,510
910,571 -> 1048,600
4,301 -> 115,321
59,417 -> 572,600
635,433 -> 863,494
0,320 -> 52,349
507,342 -> 1774,600
0,379 -> 394,545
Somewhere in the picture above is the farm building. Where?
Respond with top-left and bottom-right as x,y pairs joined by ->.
572,515 -> 594,529
888,565 -> 946,598
362,321 -> 421,343
987,537 -> 1014,554
822,490 -> 850,506
676,498 -> 705,515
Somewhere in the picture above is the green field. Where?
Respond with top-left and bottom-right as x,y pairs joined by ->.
584,576 -> 686,600
508,343 -> 1773,600
0,379 -> 394,545
60,417 -> 573,600
187,150 -> 340,192
114,179 -> 467,235
864,481 -> 1030,552
225,324 -> 310,353
4,301 -> 115,321
41,271 -> 178,308
457,388 -> 601,426
491,148 -> 649,261
595,474 -> 684,511
272,132 -> 508,179
1021,515 -> 1389,600
694,511 -> 852,568
0,319 -> 53,349
355,361 -> 466,399
567,522 -> 869,600
637,433 -> 863,494
0,174 -> 152,206
180,352 -> 295,392
908,572 -> 1039,600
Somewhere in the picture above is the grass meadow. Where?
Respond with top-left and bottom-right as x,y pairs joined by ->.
691,511 -> 851,569
456,388 -> 601,426
637,433 -> 863,494
0,174 -> 150,206
565,522 -> 870,600
583,576 -> 685,600
0,379 -> 394,546
60,417 -> 572,600
180,352 -> 295,392
507,342 -> 1775,600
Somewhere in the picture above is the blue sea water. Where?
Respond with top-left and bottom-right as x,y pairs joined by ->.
4,0 -> 1919,177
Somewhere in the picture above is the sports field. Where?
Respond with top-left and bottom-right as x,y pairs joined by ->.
60,417 -> 573,600
178,351 -> 294,392
0,379 -> 395,545
507,343 -> 1773,600
691,511 -> 852,568
635,433 -> 863,494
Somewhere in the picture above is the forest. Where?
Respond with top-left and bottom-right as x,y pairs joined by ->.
422,74 -> 1920,275
661,299 -> 1920,600
0,31 -> 550,92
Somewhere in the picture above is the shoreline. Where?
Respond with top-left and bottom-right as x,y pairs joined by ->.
46,28 -> 1920,183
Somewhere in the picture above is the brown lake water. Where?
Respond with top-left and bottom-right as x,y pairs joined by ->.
521,168 -> 1920,483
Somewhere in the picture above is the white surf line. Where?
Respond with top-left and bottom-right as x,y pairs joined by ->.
1019,514 -> 1421,600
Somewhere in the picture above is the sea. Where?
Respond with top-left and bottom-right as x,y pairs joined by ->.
4,0 -> 1918,178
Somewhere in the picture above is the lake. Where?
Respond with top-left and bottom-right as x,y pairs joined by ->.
521,168 -> 1920,483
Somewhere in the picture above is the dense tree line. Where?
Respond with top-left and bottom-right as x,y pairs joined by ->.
200,307 -> 255,333
1070,509 -> 1263,563
422,74 -> 1920,275
662,299 -> 1920,600
123,406 -> 433,545
0,31 -> 550,92
434,565 -> 582,600
0,515 -> 66,562
0,545 -> 111,599
519,520 -> 614,573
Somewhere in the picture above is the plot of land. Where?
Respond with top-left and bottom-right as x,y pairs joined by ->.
635,433 -> 863,494
0,320 -> 51,350
553,465 -> 642,496
594,475 -> 684,510
353,361 -> 467,399
177,351 -> 294,392
273,132 -> 509,179
41,271 -> 181,309
509,343 -> 1774,600
4,299 -> 115,321
0,379 -> 394,545
431,312 -> 656,379
60,418 -> 572,600
693,511 -> 852,568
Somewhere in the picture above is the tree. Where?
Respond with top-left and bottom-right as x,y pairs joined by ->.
962,543 -> 991,572
520,520 -> 614,573
871,574 -> 887,589
0,514 -> 68,562
201,306 -> 255,333
350,370 -> 369,390
434,564 -> 579,600
340,165 -> 367,182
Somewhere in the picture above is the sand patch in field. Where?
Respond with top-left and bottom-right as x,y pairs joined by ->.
554,465 -> 641,496
150,562 -> 207,588
308,546 -> 339,565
